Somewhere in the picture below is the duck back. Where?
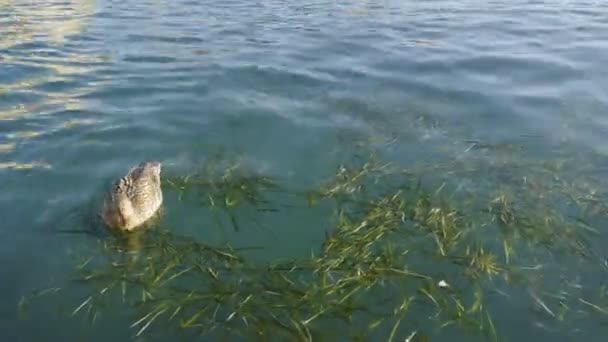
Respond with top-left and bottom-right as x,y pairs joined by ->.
101,161 -> 163,231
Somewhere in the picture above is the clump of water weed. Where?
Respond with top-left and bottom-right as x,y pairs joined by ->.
164,160 -> 283,232
22,151 -> 608,341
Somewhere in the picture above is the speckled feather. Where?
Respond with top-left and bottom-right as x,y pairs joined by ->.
101,161 -> 163,231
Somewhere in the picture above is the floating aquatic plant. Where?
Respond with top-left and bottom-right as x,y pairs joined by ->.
21,147 -> 608,341
164,160 -> 283,232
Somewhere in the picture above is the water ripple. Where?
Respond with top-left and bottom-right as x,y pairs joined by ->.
2,0 -> 608,340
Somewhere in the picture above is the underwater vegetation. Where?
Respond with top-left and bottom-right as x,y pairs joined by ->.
21,146 -> 608,341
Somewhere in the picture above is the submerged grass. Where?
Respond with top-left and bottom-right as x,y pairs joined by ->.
164,159 -> 284,232
23,149 -> 608,341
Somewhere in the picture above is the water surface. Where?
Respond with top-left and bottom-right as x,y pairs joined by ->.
2,0 -> 608,341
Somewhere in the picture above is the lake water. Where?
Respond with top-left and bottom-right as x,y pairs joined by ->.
2,0 -> 608,341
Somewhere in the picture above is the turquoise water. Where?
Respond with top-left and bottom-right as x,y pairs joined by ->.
2,0 -> 608,340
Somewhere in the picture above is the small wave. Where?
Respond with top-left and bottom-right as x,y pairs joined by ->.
122,55 -> 178,64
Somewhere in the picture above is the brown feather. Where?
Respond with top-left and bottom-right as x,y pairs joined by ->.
101,161 -> 163,231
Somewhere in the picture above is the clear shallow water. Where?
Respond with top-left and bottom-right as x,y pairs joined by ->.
2,0 -> 608,340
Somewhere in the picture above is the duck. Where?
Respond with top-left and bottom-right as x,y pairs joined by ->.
101,161 -> 163,231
